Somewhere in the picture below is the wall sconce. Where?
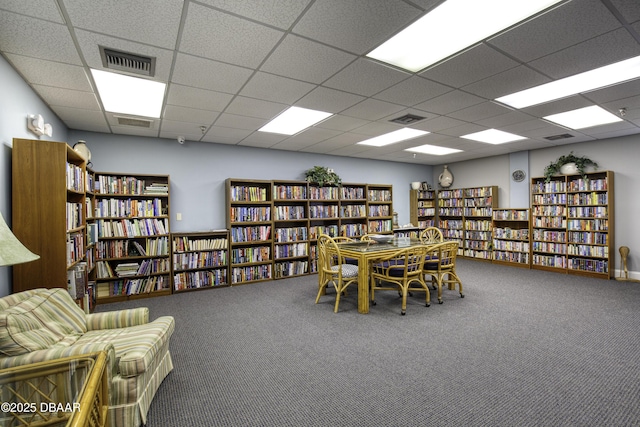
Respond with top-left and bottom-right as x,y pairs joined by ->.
27,114 -> 52,137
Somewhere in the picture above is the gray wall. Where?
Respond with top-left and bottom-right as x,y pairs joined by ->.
67,130 -> 433,232
0,55 -> 68,296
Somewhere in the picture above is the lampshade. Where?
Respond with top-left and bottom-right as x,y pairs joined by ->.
0,212 -> 39,266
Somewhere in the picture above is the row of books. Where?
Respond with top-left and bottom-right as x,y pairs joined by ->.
568,258 -> 608,273
230,185 -> 269,202
274,260 -> 309,278
308,186 -> 339,200
532,242 -> 567,254
493,210 -> 529,220
96,239 -> 147,259
275,227 -> 307,242
173,237 -> 227,252
273,185 -> 307,200
274,205 -> 306,220
465,240 -> 491,250
463,197 -> 493,207
568,231 -> 608,245
532,205 -> 566,216
465,231 -> 492,241
367,189 -> 392,202
567,244 -> 609,258
274,242 -> 308,259
494,227 -> 529,240
66,162 -> 85,192
567,206 -> 608,218
97,218 -> 168,237
341,223 -> 368,237
94,198 -> 165,218
230,206 -> 271,222
230,225 -> 271,243
341,187 -> 365,200
173,270 -> 228,291
568,192 -> 607,205
464,219 -> 492,231
97,276 -> 170,297
533,254 -> 567,268
369,205 -> 390,217
231,245 -> 271,263
494,251 -> 530,263
231,264 -> 272,283
567,219 -> 608,231
532,217 -> 566,228
173,251 -> 227,270
568,178 -> 608,192
533,230 -> 566,242
492,240 -> 530,252
67,232 -> 85,267
341,205 -> 366,217
308,225 -> 339,239
368,219 -> 393,232
532,193 -> 567,204
532,181 -> 567,193
96,176 -> 148,195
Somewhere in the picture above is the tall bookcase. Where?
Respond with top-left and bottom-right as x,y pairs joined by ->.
367,184 -> 394,234
437,186 -> 498,260
531,171 -> 614,278
172,231 -> 229,291
339,183 -> 368,238
93,173 -> 172,302
226,179 -> 273,285
12,139 -> 88,297
492,209 -> 530,268
409,188 -> 436,229
273,181 -> 309,279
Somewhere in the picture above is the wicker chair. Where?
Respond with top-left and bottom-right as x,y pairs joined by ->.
423,241 -> 464,304
419,226 -> 444,244
315,234 -> 359,312
370,245 -> 431,315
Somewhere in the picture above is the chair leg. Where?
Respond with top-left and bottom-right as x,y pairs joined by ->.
400,286 -> 408,315
315,278 -> 329,304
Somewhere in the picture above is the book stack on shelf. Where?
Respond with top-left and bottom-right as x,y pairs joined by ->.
367,185 -> 393,234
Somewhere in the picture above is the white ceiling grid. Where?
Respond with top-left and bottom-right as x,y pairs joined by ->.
0,0 -> 639,165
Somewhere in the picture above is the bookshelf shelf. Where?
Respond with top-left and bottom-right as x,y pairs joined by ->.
172,230 -> 229,292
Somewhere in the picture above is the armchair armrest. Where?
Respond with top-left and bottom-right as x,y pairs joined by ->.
86,307 -> 149,331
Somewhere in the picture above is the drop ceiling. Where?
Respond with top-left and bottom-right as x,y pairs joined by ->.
1,0 -> 640,165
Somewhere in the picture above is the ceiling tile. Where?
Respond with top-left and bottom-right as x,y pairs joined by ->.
180,3 -> 284,68
0,12 -> 80,64
341,98 -> 405,121
462,66 -> 550,99
414,90 -> 485,115
163,105 -> 219,125
448,101 -> 512,123
488,0 -> 621,62
292,0 -> 421,54
260,35 -> 356,84
240,72 -> 316,104
421,43 -> 520,88
224,97 -> 288,120
63,0 -> 183,49
214,113 -> 268,131
0,0 -> 66,22
196,0 -> 312,30
32,85 -> 100,111
323,58 -> 409,97
315,115 -> 370,132
172,53 -> 253,94
203,125 -> 253,142
295,86 -> 365,113
610,0 -> 640,24
166,84 -> 234,112
373,76 -> 452,106
4,54 -> 91,90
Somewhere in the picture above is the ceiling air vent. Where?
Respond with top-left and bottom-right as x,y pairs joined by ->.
389,114 -> 426,125
100,46 -> 156,77
115,115 -> 154,128
544,133 -> 574,141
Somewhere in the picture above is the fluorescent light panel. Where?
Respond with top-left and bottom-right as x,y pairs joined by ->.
497,55 -> 640,108
405,144 -> 462,155
259,106 -> 332,135
91,69 -> 165,118
461,129 -> 527,144
367,0 -> 564,72
543,105 -> 623,129
357,128 -> 429,147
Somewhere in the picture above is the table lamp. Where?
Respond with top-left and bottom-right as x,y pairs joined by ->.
0,211 -> 39,266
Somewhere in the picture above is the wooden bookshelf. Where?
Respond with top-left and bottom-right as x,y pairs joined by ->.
12,139 -> 88,298
409,188 -> 436,229
531,175 -> 568,273
437,186 -> 498,260
492,209 -> 530,268
273,180 -> 309,279
566,171 -> 614,278
226,179 -> 273,285
93,173 -> 172,302
340,183 -> 368,238
172,231 -> 230,291
367,184 -> 394,234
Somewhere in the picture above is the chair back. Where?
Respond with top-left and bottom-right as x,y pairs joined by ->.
438,241 -> 458,270
318,234 -> 347,276
420,227 -> 444,244
372,245 -> 428,281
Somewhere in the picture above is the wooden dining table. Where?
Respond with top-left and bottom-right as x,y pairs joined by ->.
337,237 -> 426,314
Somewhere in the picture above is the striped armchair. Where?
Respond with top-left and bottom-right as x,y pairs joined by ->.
0,288 -> 174,427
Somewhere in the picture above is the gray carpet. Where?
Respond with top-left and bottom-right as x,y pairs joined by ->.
97,260 -> 640,426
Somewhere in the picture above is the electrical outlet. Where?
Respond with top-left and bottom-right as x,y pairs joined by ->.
176,213 -> 182,221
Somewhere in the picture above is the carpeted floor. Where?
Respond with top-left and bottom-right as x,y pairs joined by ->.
98,259 -> 640,426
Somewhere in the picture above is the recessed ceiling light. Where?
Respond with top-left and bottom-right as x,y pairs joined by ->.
357,128 -> 429,147
405,144 -> 463,155
543,105 -> 623,129
258,106 -> 333,135
367,0 -> 564,72
496,55 -> 640,108
91,69 -> 165,118
461,129 -> 527,144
